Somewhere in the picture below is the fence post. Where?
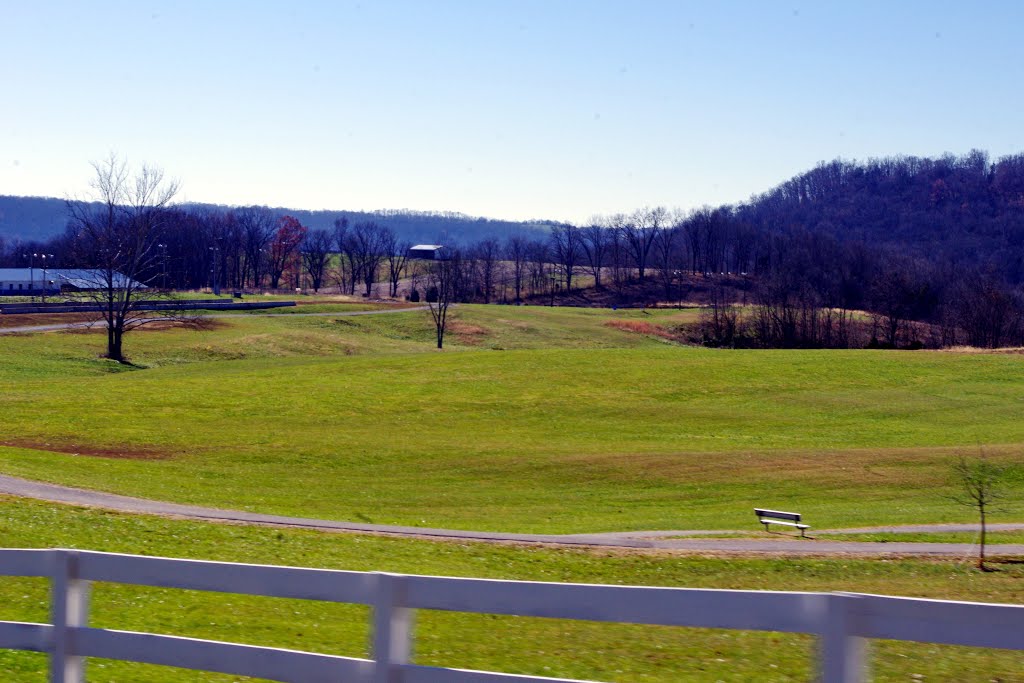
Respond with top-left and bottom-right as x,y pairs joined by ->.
818,593 -> 866,683
372,572 -> 414,683
50,550 -> 91,683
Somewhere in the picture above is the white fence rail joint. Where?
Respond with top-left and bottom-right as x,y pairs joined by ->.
0,548 -> 1020,682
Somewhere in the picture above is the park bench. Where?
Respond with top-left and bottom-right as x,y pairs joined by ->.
754,508 -> 810,537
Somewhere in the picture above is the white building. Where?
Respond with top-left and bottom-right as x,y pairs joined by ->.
0,268 -> 59,295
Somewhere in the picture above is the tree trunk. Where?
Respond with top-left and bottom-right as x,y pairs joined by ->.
108,326 -> 125,363
979,507 -> 987,570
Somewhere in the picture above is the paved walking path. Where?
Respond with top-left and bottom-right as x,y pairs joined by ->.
0,305 -> 433,335
0,474 -> 1021,557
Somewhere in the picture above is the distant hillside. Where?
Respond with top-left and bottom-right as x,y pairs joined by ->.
0,196 -> 75,242
734,150 -> 1024,283
0,195 -> 552,245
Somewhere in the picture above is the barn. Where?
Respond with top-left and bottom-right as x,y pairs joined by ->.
407,244 -> 446,260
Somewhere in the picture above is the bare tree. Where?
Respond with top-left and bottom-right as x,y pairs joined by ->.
526,239 -> 550,298
505,235 -> 530,303
301,228 -> 332,293
951,455 -> 1011,571
381,228 -> 410,298
333,217 -> 355,294
653,222 -> 682,300
236,206 -> 276,289
473,238 -> 501,303
426,250 -> 459,348
65,154 -> 181,363
621,206 -> 668,281
549,224 -> 583,291
581,220 -> 611,289
348,222 -> 388,297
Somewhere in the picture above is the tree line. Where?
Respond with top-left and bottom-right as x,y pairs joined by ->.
4,150 -> 1023,350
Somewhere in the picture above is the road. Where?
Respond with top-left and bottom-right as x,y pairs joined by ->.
0,474 -> 1020,557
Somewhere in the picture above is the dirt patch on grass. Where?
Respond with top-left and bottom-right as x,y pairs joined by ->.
603,319 -> 680,341
0,439 -> 174,460
450,321 -> 490,344
0,313 -> 98,328
136,318 -> 228,332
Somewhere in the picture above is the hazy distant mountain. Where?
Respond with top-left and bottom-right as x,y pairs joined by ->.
0,196 -> 75,242
0,195 -> 552,245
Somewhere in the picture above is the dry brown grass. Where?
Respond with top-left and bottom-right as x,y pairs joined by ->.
450,321 -> 491,344
943,345 -> 1024,355
603,319 -> 680,340
0,313 -> 97,328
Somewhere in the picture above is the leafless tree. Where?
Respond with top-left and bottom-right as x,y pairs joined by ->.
622,206 -> 668,281
382,228 -> 410,298
653,222 -> 682,300
426,250 -> 460,348
526,239 -> 550,298
473,238 -> 501,303
951,455 -> 1012,571
581,220 -> 611,289
333,217 -> 355,294
65,154 -> 182,363
505,235 -> 530,303
301,228 -> 332,293
348,222 -> 388,297
236,206 -> 276,289
549,224 -> 583,291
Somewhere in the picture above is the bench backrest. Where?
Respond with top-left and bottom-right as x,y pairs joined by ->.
754,508 -> 801,523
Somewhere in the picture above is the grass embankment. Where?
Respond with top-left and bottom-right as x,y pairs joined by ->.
0,498 -> 1022,682
0,305 -> 1021,533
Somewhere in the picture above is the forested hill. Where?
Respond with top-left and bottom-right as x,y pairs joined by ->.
735,150 -> 1024,283
0,195 -> 551,244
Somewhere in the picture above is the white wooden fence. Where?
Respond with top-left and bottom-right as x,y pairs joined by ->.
0,548 -> 1021,683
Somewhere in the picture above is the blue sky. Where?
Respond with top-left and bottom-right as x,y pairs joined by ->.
2,1 -> 1022,222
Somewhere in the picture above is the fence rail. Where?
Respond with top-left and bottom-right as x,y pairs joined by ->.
0,548 -> 1021,682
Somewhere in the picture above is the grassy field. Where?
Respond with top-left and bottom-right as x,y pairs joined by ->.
0,304 -> 1021,534
818,530 -> 1024,543
0,497 -> 1021,682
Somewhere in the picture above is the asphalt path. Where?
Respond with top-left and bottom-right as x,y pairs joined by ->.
0,474 -> 1021,557
0,305 -> 433,335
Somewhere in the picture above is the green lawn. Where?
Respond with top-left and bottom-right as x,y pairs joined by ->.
0,497 -> 1021,682
0,305 -> 1021,533
818,530 -> 1024,544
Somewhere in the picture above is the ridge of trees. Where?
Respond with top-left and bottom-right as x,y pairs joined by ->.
5,150 -> 1024,349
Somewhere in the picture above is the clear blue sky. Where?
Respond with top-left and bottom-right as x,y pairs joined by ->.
2,1 -> 1022,223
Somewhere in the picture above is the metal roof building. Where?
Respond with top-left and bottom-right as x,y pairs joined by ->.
408,244 -> 446,260
0,268 -> 144,295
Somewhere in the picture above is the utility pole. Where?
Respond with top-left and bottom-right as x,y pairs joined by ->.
39,253 -> 54,303
158,244 -> 168,290
209,240 -> 222,296
27,253 -> 35,302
